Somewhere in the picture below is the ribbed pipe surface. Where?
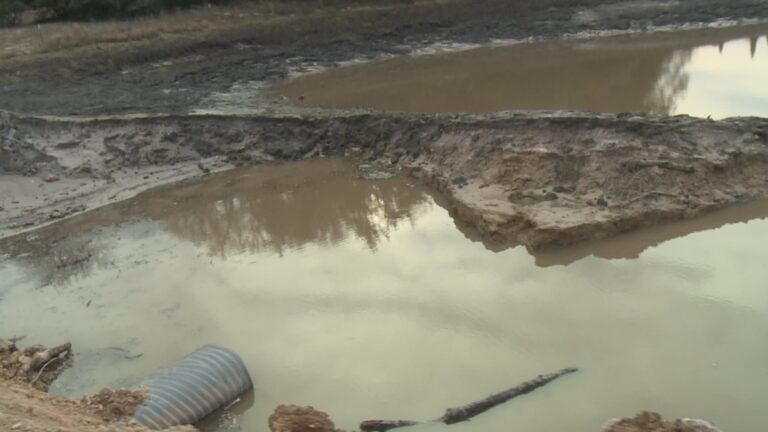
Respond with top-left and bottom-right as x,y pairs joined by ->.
133,345 -> 253,430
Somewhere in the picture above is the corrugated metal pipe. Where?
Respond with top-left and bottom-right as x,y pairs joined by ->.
132,345 -> 253,430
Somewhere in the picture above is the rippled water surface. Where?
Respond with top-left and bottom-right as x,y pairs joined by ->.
278,24 -> 768,119
1,159 -> 768,432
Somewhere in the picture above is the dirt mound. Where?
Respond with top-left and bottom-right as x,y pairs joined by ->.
603,412 -> 723,432
81,387 -> 149,422
269,405 -> 342,432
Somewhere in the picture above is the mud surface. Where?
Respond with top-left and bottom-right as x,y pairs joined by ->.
1,0 -> 768,116
280,24 -> 768,118
3,110 -> 768,250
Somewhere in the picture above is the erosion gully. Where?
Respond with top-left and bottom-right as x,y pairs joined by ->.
2,23 -> 768,432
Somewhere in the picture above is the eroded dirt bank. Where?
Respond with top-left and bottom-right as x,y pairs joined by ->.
2,109 -> 767,249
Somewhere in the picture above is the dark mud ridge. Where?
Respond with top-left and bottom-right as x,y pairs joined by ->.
2,109 -> 768,249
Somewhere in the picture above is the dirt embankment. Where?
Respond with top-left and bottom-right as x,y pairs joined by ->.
1,0 -> 767,116
2,110 -> 767,249
0,337 -> 193,432
0,380 -> 195,432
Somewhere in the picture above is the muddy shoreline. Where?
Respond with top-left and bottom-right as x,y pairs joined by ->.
1,0 -> 768,248
2,109 -> 767,250
1,0 -> 768,116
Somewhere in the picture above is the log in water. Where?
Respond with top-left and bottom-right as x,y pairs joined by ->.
359,367 -> 578,432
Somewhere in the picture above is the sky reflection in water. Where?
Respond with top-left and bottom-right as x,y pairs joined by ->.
1,159 -> 768,432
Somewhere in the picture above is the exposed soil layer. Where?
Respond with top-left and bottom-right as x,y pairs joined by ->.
3,110 -> 767,250
1,0 -> 767,116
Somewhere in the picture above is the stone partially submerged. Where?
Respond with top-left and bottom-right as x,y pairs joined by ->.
602,411 -> 723,432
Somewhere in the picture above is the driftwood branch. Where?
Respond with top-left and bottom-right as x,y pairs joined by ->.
360,420 -> 422,432
359,367 -> 578,432
440,367 -> 577,424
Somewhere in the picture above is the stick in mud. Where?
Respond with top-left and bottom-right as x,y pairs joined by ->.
359,367 -> 578,432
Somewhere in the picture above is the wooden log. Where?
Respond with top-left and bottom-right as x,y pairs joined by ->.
360,419 -> 422,432
358,367 -> 578,431
439,367 -> 578,424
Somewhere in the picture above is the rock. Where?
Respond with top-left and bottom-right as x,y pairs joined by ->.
268,405 -> 341,432
602,412 -> 723,432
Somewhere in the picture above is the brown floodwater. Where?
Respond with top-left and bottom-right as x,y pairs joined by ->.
2,159 -> 768,432
278,24 -> 768,118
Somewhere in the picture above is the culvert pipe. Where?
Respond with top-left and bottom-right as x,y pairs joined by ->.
133,345 -> 253,429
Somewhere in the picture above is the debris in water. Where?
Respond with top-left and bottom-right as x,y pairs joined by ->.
359,367 -> 578,431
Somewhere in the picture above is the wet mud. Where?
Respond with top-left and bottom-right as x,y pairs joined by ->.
1,0 -> 768,116
2,109 -> 768,250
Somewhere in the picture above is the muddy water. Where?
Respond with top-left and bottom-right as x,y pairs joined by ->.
278,25 -> 768,118
2,159 -> 768,432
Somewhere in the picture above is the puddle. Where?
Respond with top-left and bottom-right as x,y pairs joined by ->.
277,24 -> 768,118
2,159 -> 768,432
